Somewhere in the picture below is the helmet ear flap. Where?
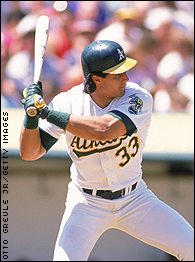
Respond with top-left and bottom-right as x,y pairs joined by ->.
84,74 -> 96,94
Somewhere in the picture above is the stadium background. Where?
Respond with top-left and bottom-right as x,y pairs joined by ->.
1,1 -> 194,261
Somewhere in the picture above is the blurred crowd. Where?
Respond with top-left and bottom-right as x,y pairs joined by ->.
1,1 -> 194,113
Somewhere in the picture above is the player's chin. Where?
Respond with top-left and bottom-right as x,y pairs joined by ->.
118,88 -> 126,96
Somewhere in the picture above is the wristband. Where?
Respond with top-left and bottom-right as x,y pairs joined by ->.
47,110 -> 70,130
23,114 -> 39,129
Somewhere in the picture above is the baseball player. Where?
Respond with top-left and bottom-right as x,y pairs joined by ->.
19,40 -> 194,261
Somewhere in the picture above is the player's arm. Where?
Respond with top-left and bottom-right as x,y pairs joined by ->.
39,105 -> 137,141
19,82 -> 58,161
24,82 -> 136,141
19,127 -> 46,160
67,114 -> 125,140
66,111 -> 137,140
19,126 -> 58,160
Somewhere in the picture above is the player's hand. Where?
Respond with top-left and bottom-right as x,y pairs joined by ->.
38,105 -> 51,119
23,81 -> 43,99
23,93 -> 47,113
21,81 -> 43,106
21,81 -> 45,113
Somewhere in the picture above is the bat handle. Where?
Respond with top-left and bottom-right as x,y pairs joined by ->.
26,106 -> 38,117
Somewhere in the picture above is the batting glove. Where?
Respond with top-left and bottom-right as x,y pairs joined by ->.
23,81 -> 43,98
22,81 -> 46,129
38,105 -> 50,119
22,81 -> 47,111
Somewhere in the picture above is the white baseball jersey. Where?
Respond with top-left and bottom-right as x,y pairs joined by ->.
39,82 -> 153,191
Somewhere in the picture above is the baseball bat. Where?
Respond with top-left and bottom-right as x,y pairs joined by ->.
26,15 -> 50,117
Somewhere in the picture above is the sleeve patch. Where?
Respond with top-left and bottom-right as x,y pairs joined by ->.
128,94 -> 143,114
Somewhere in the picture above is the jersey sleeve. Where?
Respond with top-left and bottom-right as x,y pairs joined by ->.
107,110 -> 137,136
108,85 -> 153,135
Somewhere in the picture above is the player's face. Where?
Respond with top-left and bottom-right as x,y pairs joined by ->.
101,72 -> 129,97
92,72 -> 129,108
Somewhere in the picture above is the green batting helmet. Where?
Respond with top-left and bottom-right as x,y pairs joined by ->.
81,40 -> 137,79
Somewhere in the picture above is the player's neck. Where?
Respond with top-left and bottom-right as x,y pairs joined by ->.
90,93 -> 113,109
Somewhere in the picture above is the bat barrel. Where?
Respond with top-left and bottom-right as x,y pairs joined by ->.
26,15 -> 49,117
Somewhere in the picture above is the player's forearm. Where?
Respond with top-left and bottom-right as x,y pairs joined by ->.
66,115 -> 126,141
39,107 -> 126,141
19,127 -> 46,160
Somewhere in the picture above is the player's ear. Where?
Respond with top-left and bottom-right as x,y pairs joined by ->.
84,74 -> 96,94
92,75 -> 101,85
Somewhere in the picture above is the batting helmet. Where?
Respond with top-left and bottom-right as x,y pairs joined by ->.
81,40 -> 137,79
